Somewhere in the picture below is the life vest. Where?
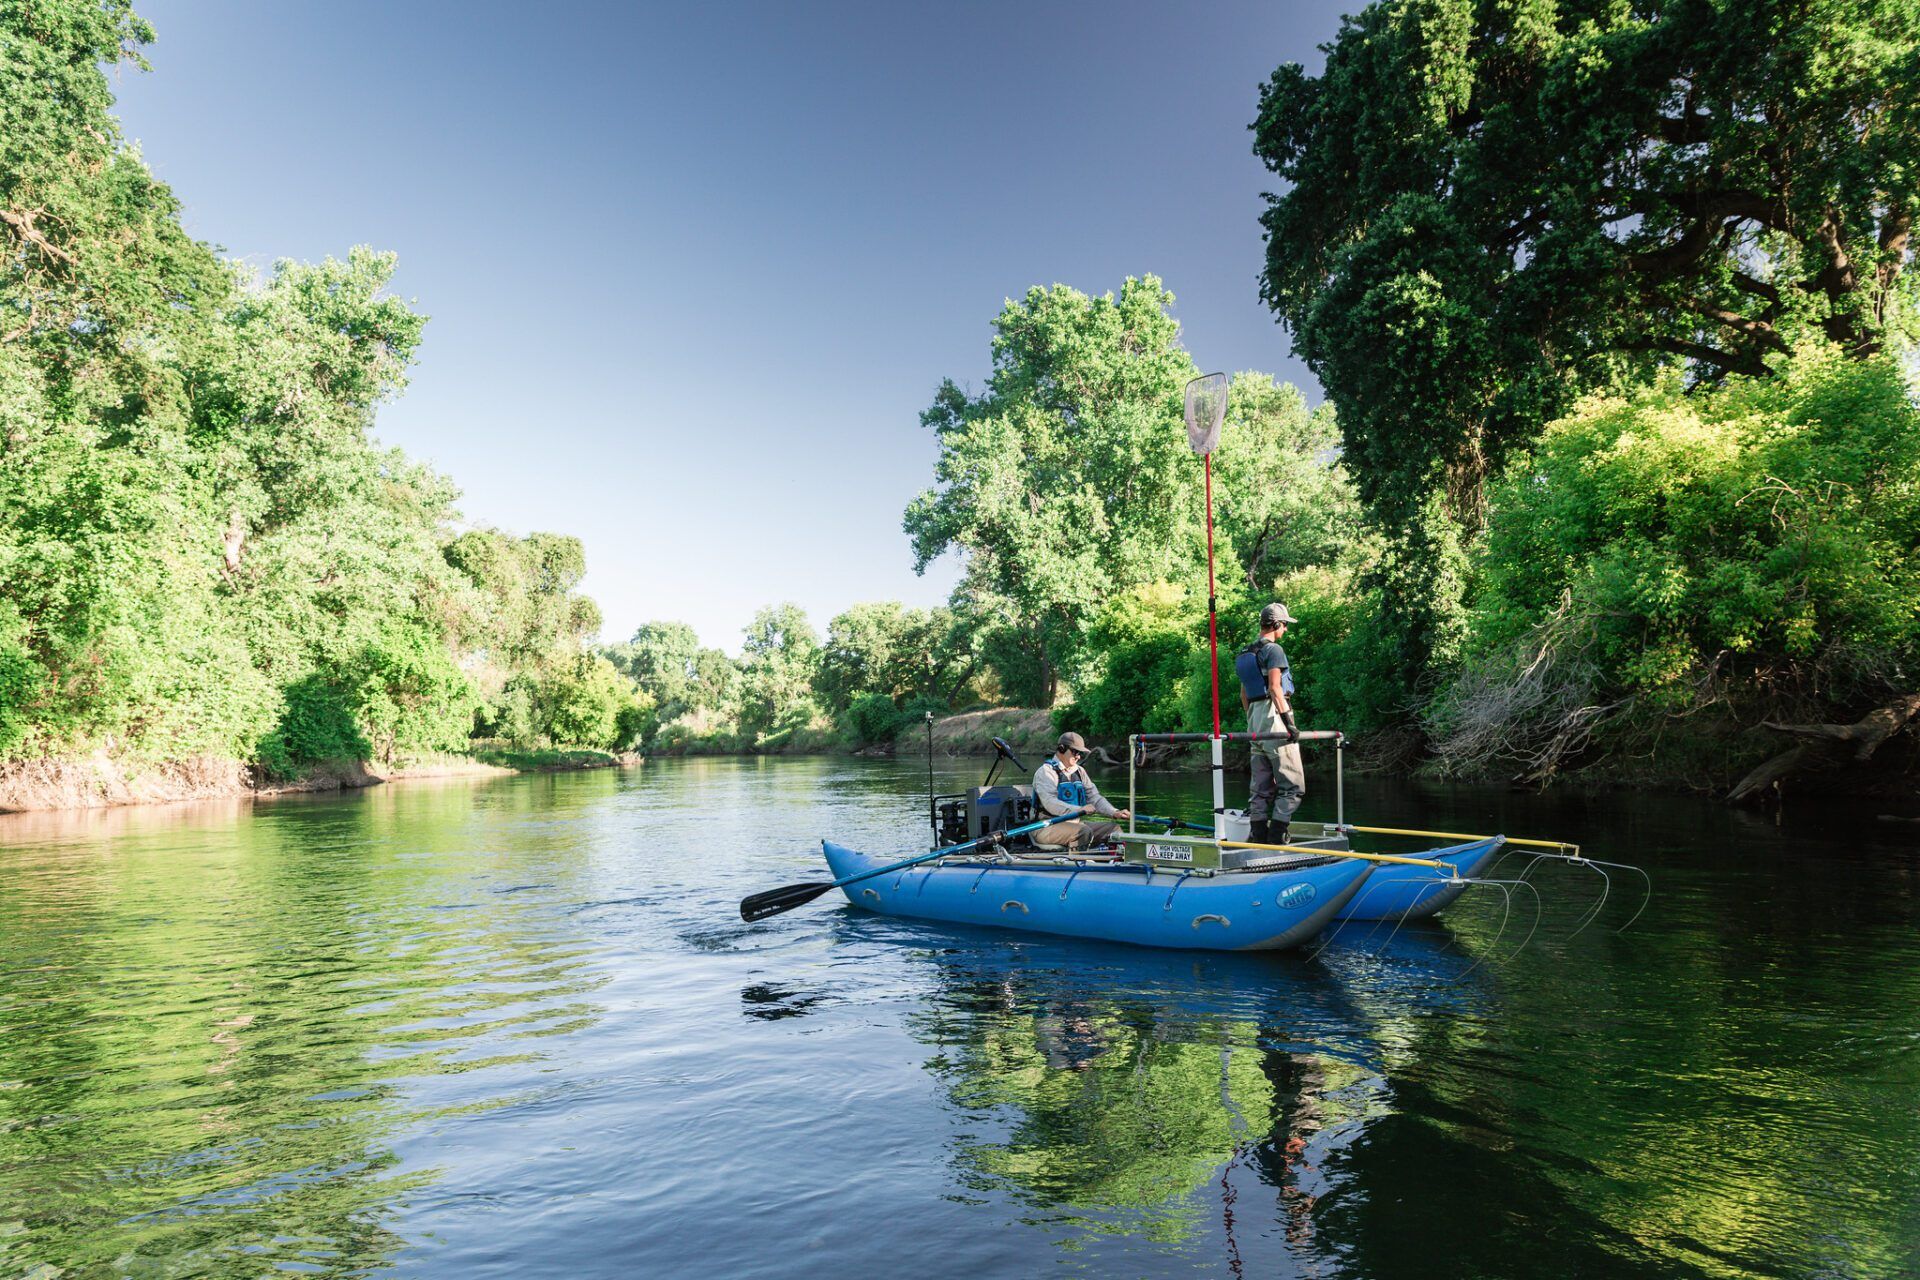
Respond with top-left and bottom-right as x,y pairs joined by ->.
1234,641 -> 1292,701
1045,758 -> 1089,807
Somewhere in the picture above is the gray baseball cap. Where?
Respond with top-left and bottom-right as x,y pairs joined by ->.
1259,602 -> 1298,628
1056,731 -> 1092,755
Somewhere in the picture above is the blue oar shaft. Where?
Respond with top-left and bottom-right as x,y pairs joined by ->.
1137,814 -> 1214,833
824,813 -> 1079,892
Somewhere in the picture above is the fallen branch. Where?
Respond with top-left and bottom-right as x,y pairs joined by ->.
1726,694 -> 1920,804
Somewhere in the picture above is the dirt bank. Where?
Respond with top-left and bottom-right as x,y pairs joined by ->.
904,708 -> 1057,759
0,750 -> 638,814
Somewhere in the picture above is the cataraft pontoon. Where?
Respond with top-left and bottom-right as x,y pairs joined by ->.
772,730 -> 1567,953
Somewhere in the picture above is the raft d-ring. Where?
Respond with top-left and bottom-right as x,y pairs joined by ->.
1191,914 -> 1231,929
1000,899 -> 1030,914
861,888 -> 882,902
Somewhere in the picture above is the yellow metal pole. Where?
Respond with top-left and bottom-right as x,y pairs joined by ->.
1340,824 -> 1577,855
1219,840 -> 1451,870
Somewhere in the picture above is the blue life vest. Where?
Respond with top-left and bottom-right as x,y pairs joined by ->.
1234,641 -> 1292,700
1047,759 -> 1089,807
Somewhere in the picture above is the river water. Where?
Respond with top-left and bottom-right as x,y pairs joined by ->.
1,757 -> 1916,1279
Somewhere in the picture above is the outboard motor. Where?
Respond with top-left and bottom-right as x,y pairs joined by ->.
932,737 -> 1037,847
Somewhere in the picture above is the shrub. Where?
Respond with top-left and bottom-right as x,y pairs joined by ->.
256,675 -> 371,777
1430,347 -> 1920,776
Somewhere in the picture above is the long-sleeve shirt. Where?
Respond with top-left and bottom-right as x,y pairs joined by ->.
1033,757 -> 1118,819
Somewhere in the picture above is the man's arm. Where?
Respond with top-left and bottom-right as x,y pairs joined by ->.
1266,664 -> 1290,714
1266,650 -> 1299,741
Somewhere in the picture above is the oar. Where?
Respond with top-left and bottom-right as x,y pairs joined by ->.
740,813 -> 1080,923
1135,814 -> 1213,833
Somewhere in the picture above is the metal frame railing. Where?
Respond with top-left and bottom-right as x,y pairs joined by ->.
1123,729 -> 1574,867
1127,730 -> 1346,839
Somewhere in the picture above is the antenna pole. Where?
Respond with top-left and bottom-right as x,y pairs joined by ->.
1204,453 -> 1221,739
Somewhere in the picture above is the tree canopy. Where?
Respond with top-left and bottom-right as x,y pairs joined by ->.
1253,0 -> 1920,523
904,277 -> 1207,701
1,2 -> 635,765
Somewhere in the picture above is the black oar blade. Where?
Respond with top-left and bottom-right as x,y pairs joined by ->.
740,881 -> 836,923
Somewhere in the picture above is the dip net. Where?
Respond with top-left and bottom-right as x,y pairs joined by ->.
1185,372 -> 1228,455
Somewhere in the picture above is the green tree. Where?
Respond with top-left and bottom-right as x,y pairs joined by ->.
1208,373 -> 1371,591
1,4 -> 617,772
534,652 -> 630,749
1429,346 -> 1920,778
351,620 -> 480,763
736,603 -> 821,744
904,276 -> 1204,702
815,601 -> 980,713
1254,0 -> 1920,525
446,529 -> 607,743
602,621 -> 701,708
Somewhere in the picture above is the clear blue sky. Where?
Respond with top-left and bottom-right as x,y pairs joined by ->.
112,0 -> 1350,652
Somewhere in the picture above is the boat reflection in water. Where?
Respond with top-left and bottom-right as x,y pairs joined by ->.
894,924 -> 1484,1266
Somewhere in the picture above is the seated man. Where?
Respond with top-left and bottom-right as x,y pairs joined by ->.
1031,731 -> 1131,850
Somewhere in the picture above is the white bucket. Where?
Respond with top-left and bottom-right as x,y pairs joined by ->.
1219,810 -> 1250,842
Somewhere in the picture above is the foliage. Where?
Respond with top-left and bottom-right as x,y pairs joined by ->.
1028,365 -> 1377,736
352,621 -> 481,763
1207,374 -> 1368,587
255,675 -> 371,778
905,277 -> 1205,702
531,653 -> 631,750
1065,584 -> 1198,739
446,528 -> 603,721
815,601 -> 980,712
737,602 -> 822,745
1429,347 -> 1920,773
601,621 -> 701,708
1255,0 -> 1920,529
0,5 -> 619,771
0,604 -> 35,756
599,620 -> 740,750
844,693 -> 905,746
904,281 -> 1374,715
652,705 -> 745,755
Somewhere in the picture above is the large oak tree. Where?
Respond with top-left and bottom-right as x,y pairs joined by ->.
1253,0 -> 1920,526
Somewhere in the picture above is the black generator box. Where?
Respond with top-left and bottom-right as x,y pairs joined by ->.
967,785 -> 1035,840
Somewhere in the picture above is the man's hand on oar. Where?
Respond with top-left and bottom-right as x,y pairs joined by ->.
740,813 -> 1079,923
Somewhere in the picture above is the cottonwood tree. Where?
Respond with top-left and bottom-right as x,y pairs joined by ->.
904,277 -> 1203,703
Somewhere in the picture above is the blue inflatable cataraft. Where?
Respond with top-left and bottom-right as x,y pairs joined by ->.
775,732 -> 1566,954
821,840 -> 1372,952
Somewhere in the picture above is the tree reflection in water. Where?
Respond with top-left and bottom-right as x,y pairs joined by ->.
0,786 -> 609,1277
906,938 -> 1409,1257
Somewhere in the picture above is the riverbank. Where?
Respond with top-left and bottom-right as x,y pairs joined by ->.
0,748 -> 639,814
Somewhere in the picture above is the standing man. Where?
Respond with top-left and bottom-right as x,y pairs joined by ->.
1234,602 -> 1304,845
1032,731 -> 1131,851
